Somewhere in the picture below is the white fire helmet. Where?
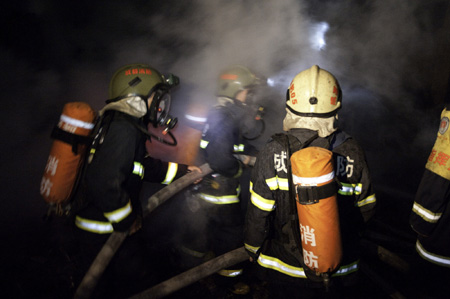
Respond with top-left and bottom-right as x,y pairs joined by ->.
286,65 -> 342,117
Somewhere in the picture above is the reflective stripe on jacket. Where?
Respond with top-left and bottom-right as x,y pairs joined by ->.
75,111 -> 190,235
244,129 -> 376,281
256,253 -> 359,278
77,160 -> 185,234
410,106 -> 450,266
161,162 -> 178,184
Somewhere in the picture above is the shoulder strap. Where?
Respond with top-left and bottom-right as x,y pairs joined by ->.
87,112 -> 114,164
328,130 -> 350,150
60,111 -> 112,215
272,132 -> 321,268
271,132 -> 319,153
276,134 -> 306,265
50,126 -> 93,155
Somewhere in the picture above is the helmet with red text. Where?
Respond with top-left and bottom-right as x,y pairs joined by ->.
286,65 -> 342,117
107,63 -> 179,129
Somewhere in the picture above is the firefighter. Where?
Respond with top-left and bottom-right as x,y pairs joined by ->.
244,65 -> 376,298
72,63 -> 201,297
178,65 -> 262,295
410,103 -> 450,298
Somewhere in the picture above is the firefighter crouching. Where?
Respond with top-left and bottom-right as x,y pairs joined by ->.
410,102 -> 450,298
244,65 -> 376,298
178,65 -> 262,295
71,63 -> 200,298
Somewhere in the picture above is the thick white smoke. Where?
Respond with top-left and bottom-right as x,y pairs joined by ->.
0,0 -> 448,240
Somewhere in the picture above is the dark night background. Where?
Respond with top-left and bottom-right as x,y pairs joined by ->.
1,0 -> 450,298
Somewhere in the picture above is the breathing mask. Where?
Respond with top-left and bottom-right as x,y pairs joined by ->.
145,74 -> 179,134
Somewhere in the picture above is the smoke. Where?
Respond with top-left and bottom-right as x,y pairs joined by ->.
106,0 -> 322,117
0,0 -> 448,246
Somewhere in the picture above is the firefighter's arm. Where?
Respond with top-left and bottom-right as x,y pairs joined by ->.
244,183 -> 271,261
410,169 -> 450,237
244,146 -> 276,260
85,119 -> 138,232
142,156 -> 192,184
357,173 -> 376,223
354,146 -> 376,223
204,111 -> 242,177
235,142 -> 259,167
412,111 -> 450,236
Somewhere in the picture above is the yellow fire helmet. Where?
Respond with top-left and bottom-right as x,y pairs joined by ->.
286,65 -> 342,117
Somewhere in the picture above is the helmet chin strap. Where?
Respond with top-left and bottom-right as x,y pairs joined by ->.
142,97 -> 153,126
232,98 -> 247,108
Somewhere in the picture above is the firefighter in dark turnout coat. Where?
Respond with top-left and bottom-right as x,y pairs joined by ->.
73,63 -> 200,297
410,103 -> 450,297
244,65 -> 376,298
179,65 -> 261,293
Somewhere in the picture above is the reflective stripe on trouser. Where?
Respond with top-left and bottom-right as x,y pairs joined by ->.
103,200 -> 132,223
416,240 -> 450,268
199,193 -> 239,204
75,216 -> 114,234
180,245 -> 208,259
257,253 -> 359,278
217,268 -> 244,277
76,200 -> 132,234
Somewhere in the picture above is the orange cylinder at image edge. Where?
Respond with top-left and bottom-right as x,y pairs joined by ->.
291,146 -> 342,274
40,102 -> 96,204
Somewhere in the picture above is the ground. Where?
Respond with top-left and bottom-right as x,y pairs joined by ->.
0,187 -> 446,299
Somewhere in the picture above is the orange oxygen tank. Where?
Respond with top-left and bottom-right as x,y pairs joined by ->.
291,146 -> 342,276
40,102 -> 96,204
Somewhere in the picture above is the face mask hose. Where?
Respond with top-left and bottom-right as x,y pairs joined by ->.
162,117 -> 178,135
149,130 -> 178,146
133,122 -> 178,146
141,85 -> 179,146
148,110 -> 178,146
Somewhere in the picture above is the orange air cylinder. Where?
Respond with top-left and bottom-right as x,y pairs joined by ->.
40,102 -> 96,204
291,146 -> 342,275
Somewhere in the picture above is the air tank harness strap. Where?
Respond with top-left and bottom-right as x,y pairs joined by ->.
271,132 -> 320,260
51,126 -> 93,155
296,181 -> 339,205
284,132 -> 341,205
285,133 -> 306,270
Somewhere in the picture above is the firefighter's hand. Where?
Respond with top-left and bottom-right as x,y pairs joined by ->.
238,155 -> 256,167
245,248 -> 258,263
128,216 -> 142,235
188,165 -> 203,184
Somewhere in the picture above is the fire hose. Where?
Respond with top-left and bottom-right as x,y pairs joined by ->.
73,163 -> 213,299
126,238 -> 409,299
74,159 -> 410,298
130,247 -> 248,299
